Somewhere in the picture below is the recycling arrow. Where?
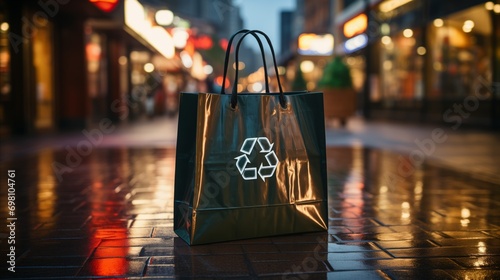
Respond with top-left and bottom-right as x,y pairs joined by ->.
234,137 -> 278,182
257,137 -> 274,152
235,154 -> 250,175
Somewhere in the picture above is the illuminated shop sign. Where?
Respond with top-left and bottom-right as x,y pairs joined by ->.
89,0 -> 119,13
343,14 -> 367,38
379,0 -> 413,13
344,33 -> 367,53
124,0 -> 175,59
298,33 -> 334,56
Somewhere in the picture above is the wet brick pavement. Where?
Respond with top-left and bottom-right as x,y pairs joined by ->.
1,144 -> 500,279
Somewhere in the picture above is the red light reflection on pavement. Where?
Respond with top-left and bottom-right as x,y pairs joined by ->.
87,150 -> 130,278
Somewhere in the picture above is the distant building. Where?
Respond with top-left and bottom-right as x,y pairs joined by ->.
166,0 -> 238,40
280,11 -> 294,55
303,0 -> 332,33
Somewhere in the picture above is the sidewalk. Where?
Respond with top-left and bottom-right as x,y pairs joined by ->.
3,115 -> 499,183
1,116 -> 500,279
326,117 -> 500,184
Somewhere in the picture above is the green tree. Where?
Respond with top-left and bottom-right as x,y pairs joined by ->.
292,65 -> 307,91
317,57 -> 352,89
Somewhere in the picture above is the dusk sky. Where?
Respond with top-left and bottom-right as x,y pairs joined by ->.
234,0 -> 296,55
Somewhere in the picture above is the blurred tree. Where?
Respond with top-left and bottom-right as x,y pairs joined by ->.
291,65 -> 307,91
317,57 -> 352,89
318,57 -> 355,127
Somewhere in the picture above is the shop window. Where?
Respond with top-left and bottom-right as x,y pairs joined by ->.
32,17 -> 55,129
429,5 -> 492,100
86,30 -> 108,122
379,27 -> 424,106
0,7 -> 10,133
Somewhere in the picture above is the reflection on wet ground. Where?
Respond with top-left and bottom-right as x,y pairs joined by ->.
0,147 -> 499,279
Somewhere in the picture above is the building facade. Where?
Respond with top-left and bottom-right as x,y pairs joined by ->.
335,0 -> 500,128
0,0 -> 156,136
0,0 -> 237,138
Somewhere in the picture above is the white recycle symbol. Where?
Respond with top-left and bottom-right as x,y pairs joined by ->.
234,137 -> 278,181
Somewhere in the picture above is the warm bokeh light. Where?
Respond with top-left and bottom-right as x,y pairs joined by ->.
0,22 -> 9,31
343,14 -> 367,38
89,0 -> 119,13
383,60 -> 393,71
414,181 -> 423,194
233,61 -> 246,70
215,76 -> 230,88
277,66 -> 286,75
172,28 -> 189,49
379,0 -> 412,13
461,208 -> 471,218
460,208 -> 471,227
494,4 -> 500,13
381,35 -> 392,45
125,0 -> 175,59
144,63 -> 154,73
478,242 -> 487,253
433,18 -> 444,27
485,1 -> 494,10
251,82 -> 263,92
298,33 -> 334,55
380,23 -> 390,35
380,185 -> 389,193
462,20 -> 474,33
118,56 -> 127,65
417,46 -> 426,55
180,51 -> 192,68
300,60 -> 314,73
203,65 -> 213,75
155,10 -> 174,26
403,29 -> 413,38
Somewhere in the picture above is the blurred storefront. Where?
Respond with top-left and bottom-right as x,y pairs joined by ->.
0,0 -> 59,136
0,1 -> 11,136
335,0 -> 500,128
0,0 -> 205,137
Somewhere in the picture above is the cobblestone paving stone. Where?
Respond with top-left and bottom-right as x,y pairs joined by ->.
0,147 -> 499,279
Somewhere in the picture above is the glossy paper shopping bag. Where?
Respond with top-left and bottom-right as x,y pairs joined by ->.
174,30 -> 327,245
